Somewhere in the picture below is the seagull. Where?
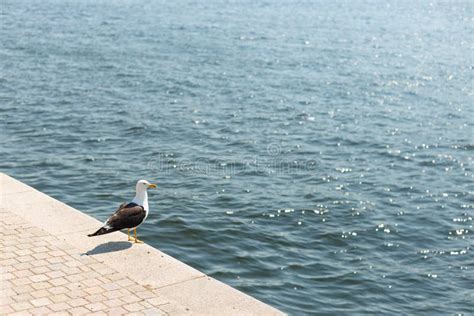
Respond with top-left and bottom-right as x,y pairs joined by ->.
88,180 -> 157,243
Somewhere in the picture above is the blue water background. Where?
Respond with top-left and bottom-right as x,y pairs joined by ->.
1,1 -> 473,314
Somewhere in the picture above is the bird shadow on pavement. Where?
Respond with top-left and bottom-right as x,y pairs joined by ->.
82,241 -> 132,256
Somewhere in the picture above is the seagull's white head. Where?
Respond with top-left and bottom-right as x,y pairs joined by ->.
135,179 -> 157,193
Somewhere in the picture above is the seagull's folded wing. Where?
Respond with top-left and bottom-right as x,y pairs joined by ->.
105,203 -> 146,230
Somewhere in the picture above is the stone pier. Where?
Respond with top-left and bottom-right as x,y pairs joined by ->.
0,173 -> 284,315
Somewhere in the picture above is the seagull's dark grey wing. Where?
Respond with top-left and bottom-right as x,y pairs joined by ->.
88,203 -> 146,237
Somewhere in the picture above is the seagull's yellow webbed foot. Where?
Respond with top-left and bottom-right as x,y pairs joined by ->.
134,228 -> 144,244
127,229 -> 134,242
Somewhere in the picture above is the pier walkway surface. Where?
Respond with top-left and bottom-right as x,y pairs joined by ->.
0,173 -> 283,315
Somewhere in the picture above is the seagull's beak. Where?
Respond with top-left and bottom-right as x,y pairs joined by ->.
148,183 -> 157,189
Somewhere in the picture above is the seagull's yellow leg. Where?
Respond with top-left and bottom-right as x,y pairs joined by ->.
127,229 -> 134,242
134,228 -> 144,244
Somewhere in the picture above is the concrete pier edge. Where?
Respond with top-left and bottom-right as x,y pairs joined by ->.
0,172 -> 284,315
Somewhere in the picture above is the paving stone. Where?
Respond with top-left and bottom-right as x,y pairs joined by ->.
30,266 -> 50,274
10,301 -> 33,311
2,278 -> 13,287
104,306 -> 128,315
32,246 -> 49,253
67,288 -> 88,299
1,272 -> 15,281
12,277 -> 31,286
144,296 -> 169,307
89,312 -> 108,316
62,267 -> 81,275
29,306 -> 53,314
32,253 -> 49,260
49,277 -> 68,287
124,302 -> 146,312
100,282 -> 121,291
30,289 -> 51,299
135,290 -> 155,300
121,294 -> 142,304
11,292 -> 33,303
49,302 -> 71,312
13,269 -> 34,278
68,306 -> 91,315
30,297 -> 52,307
50,293 -> 70,303
30,260 -> 49,268
48,250 -> 67,257
142,307 -> 166,315
81,279 -> 103,288
67,297 -> 89,308
1,288 -> 16,298
84,293 -> 107,304
46,270 -> 66,279
30,281 -> 51,291
46,257 -> 65,264
13,284 -> 34,295
47,286 -> 68,295
0,305 -> 15,314
116,278 -> 135,287
0,296 -> 15,306
83,286 -> 104,295
48,263 -> 67,271
15,249 -> 33,256
14,262 -> 34,271
65,273 -> 85,283
84,302 -> 107,312
103,298 -> 123,308
29,274 -> 49,283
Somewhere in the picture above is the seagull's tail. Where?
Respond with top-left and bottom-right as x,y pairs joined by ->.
88,226 -> 112,237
